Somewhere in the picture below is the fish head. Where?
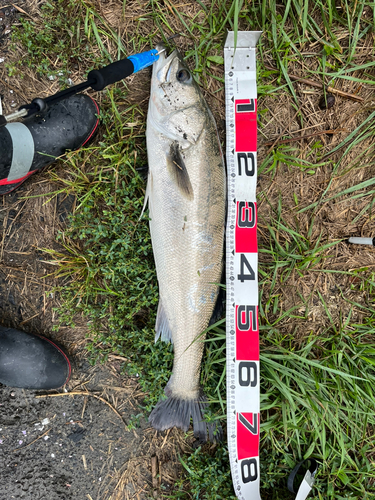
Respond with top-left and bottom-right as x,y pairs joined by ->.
149,44 -> 207,144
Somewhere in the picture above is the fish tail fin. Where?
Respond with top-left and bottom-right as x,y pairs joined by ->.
148,389 -> 222,443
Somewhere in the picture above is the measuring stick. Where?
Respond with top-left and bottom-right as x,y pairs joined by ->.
224,31 -> 317,500
225,30 -> 262,500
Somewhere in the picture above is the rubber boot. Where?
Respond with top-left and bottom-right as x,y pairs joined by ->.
0,94 -> 100,194
0,326 -> 71,389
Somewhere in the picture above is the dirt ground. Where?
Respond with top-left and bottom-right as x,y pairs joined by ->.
0,360 -> 187,500
0,182 -> 189,499
0,4 -> 192,500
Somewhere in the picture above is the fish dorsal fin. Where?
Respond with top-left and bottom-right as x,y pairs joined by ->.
167,141 -> 194,200
155,299 -> 173,343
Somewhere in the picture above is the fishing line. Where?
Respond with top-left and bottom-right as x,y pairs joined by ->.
224,31 -> 318,500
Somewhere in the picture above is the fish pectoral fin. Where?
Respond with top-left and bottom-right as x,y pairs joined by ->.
139,172 -> 152,220
155,299 -> 173,343
166,141 -> 194,200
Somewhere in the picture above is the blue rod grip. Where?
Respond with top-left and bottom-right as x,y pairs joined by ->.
128,49 -> 159,73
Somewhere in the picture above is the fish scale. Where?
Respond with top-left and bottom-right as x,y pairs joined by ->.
146,45 -> 226,441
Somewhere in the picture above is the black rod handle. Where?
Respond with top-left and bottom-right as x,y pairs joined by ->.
88,58 -> 135,91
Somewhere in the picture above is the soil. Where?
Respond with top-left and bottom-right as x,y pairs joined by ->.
0,4 -> 189,500
0,356 -> 188,500
0,178 -> 188,500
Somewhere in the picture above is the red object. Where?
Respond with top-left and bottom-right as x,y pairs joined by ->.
235,99 -> 257,152
0,171 -> 33,187
236,305 -> 259,360
235,201 -> 258,253
237,412 -> 260,460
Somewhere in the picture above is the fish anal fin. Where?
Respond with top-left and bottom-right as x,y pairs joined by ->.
136,164 -> 149,181
155,299 -> 173,343
167,141 -> 193,200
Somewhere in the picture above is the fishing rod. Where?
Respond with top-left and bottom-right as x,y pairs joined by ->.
0,47 -> 165,126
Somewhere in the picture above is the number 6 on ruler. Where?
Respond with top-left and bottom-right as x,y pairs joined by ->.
239,362 -> 257,387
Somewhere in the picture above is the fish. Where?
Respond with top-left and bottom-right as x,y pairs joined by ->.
144,44 -> 226,442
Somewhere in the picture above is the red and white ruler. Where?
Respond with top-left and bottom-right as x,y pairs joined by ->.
224,31 -> 317,500
225,30 -> 262,500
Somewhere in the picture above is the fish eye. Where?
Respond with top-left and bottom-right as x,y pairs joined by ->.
176,69 -> 191,83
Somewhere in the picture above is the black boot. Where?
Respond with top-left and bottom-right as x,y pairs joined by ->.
0,326 -> 71,389
0,94 -> 99,194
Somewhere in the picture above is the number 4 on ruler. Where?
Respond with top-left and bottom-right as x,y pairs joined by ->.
238,254 -> 255,282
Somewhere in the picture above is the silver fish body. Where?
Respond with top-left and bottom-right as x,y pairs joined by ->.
146,45 -> 226,441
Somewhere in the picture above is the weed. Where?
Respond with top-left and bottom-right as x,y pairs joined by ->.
176,446 -> 237,500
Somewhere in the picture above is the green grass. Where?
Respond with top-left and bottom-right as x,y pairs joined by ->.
9,0 -> 375,498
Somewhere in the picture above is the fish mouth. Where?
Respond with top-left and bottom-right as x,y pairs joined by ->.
154,43 -> 180,83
